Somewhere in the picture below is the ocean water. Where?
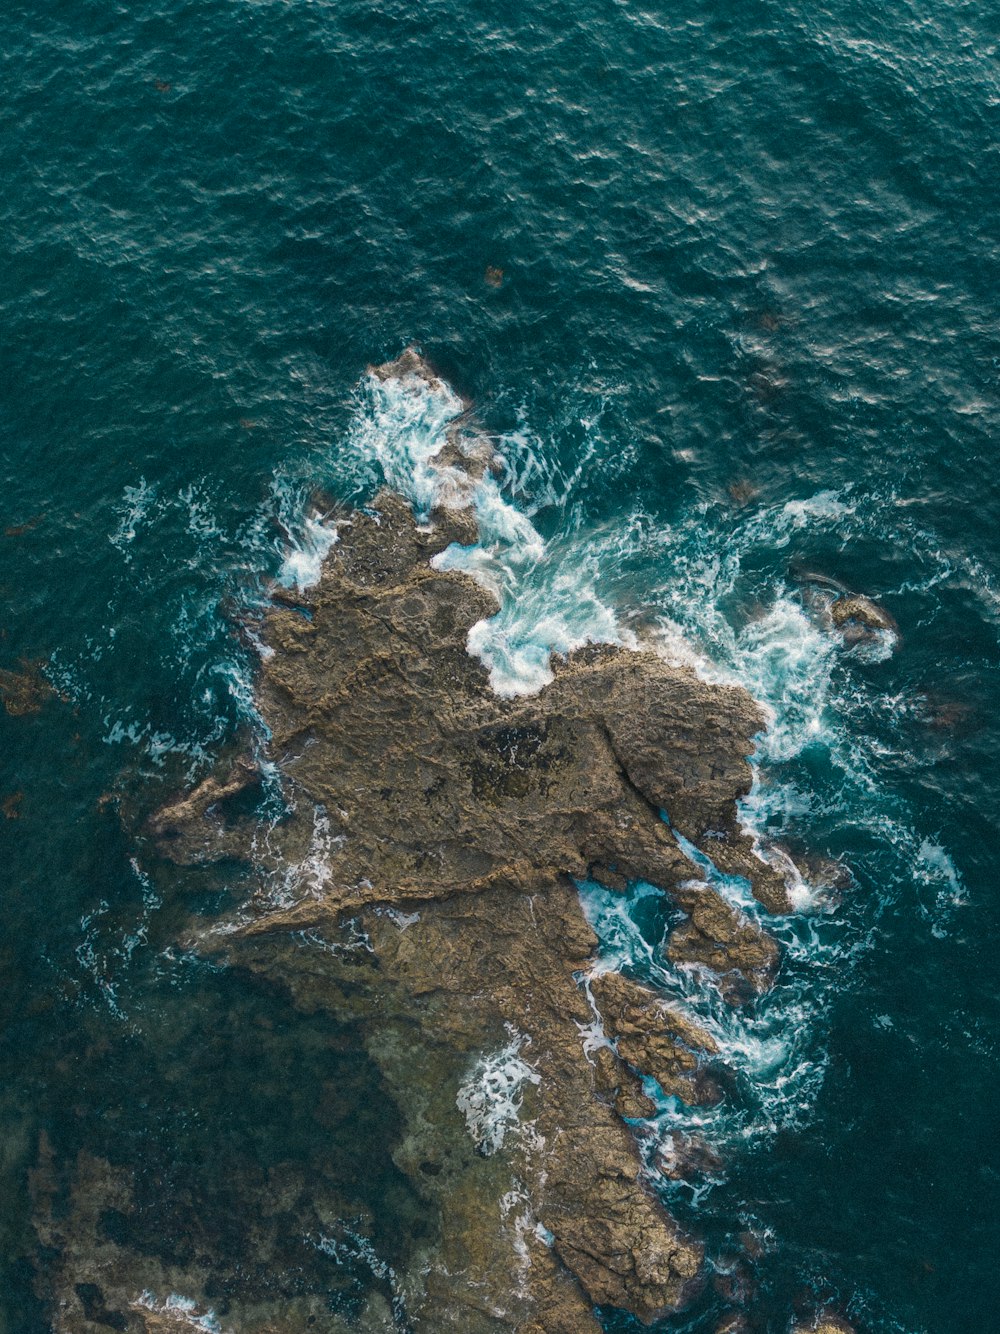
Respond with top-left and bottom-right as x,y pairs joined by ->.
1,0 -> 998,1330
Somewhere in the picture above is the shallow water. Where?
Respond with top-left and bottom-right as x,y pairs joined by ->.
2,0 -> 998,1329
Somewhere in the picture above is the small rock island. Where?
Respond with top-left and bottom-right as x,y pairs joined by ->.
39,354 -> 800,1333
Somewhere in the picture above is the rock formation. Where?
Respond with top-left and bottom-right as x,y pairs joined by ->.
830,595 -> 896,637
33,353 -> 790,1333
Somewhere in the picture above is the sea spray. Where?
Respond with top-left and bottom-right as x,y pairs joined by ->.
341,362 -> 635,694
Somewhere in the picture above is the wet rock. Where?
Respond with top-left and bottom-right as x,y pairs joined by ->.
830,595 -> 897,647
590,652 -> 791,913
737,1227 -> 772,1260
830,595 -> 896,635
667,880 -> 779,998
792,1318 -> 856,1334
145,761 -> 260,863
791,572 -> 897,656
593,1045 -> 658,1120
134,352 -> 791,1331
589,972 -> 721,1105
711,1256 -> 754,1306
30,1138 -> 399,1334
714,1316 -> 750,1334
655,1131 -> 724,1181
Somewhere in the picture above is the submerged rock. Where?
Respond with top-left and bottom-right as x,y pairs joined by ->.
0,660 -> 56,715
44,353 -> 794,1333
655,1131 -> 724,1181
146,759 -> 260,863
713,1316 -> 750,1334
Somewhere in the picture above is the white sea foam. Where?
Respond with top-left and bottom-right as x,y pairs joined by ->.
338,362 -> 630,694
914,837 -> 967,938
277,512 -> 339,589
109,477 -> 157,558
457,1029 -> 541,1156
348,366 -> 468,519
577,875 -> 839,1155
251,801 -> 344,910
135,1292 -> 223,1333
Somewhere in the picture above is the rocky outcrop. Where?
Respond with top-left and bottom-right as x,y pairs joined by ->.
830,595 -> 895,635
792,570 -> 898,656
667,878 -> 779,998
35,353 -> 790,1333
830,594 -> 897,647
146,760 -> 260,863
588,971 -> 721,1105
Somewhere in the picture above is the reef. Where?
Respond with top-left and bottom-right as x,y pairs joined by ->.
33,352 -> 791,1334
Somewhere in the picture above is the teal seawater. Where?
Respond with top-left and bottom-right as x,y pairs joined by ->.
1,0 -> 998,1329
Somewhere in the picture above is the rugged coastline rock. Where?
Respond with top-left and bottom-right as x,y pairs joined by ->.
588,971 -> 722,1106
34,353 -> 790,1333
793,570 -> 897,654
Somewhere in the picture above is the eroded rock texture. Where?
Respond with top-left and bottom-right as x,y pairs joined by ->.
35,355 -> 788,1334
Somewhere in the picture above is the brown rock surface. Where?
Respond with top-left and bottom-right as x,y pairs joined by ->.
218,443 -> 781,1323
667,878 -> 779,1000
41,353 -> 791,1333
588,971 -> 720,1104
830,594 -> 898,650
830,595 -> 896,634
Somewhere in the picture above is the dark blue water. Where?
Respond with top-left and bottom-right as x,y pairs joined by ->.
2,0 -> 998,1329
